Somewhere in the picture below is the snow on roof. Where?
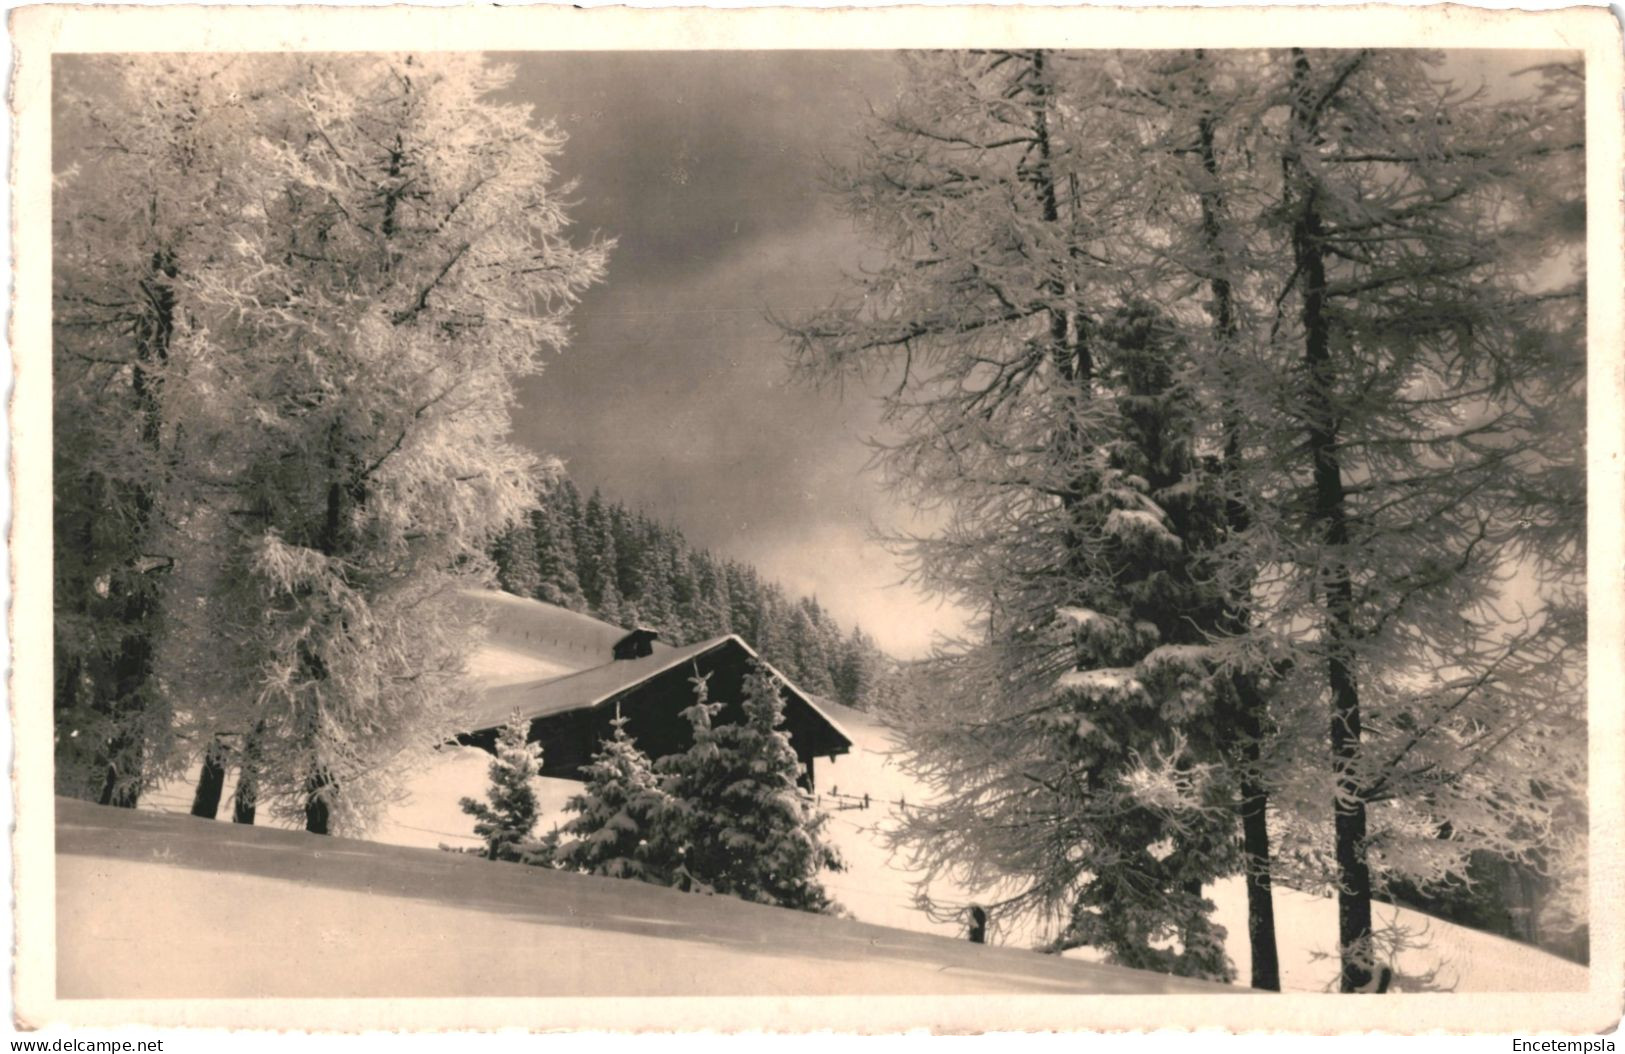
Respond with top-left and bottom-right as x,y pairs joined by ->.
460,591 -> 852,756
469,635 -> 734,732
464,642 -> 584,689
465,589 -> 671,675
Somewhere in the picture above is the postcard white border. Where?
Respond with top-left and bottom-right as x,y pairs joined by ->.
10,3 -> 1623,1034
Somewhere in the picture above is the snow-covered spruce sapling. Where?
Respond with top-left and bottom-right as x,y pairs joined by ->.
554,705 -> 674,883
460,711 -> 545,863
653,667 -> 843,913
1034,305 -> 1243,983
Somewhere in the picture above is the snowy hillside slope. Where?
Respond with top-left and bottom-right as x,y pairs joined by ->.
136,598 -> 1585,994
732,705 -> 1585,993
141,696 -> 1586,993
373,694 -> 977,936
812,706 -> 1587,993
1201,875 -> 1587,993
56,797 -> 1232,999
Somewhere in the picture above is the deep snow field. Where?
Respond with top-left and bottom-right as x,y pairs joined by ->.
138,696 -> 1586,993
58,797 -> 1235,999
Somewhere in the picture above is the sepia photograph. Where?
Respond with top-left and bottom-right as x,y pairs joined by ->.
9,2 -> 1623,1038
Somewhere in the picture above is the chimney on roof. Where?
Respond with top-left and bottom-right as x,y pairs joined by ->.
612,627 -> 660,661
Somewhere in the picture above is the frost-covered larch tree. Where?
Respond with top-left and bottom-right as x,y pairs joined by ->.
53,54 -> 611,835
461,712 -> 545,863
782,47 -> 1586,991
202,54 -> 610,835
1230,48 -> 1588,991
555,706 -> 674,883
654,668 -> 843,913
53,56 -> 295,807
779,50 -> 1256,978
1041,47 -> 1299,988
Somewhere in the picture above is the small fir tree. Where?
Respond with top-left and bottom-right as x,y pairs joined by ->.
555,705 -> 674,882
655,666 -> 843,913
460,712 -> 544,863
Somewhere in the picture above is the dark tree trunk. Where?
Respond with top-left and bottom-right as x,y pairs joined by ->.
191,738 -> 228,819
93,249 -> 179,810
1512,862 -> 1540,944
232,723 -> 264,825
98,606 -> 154,809
1028,49 -> 1092,393
1238,737 -> 1282,991
1194,55 -> 1281,991
232,778 -> 257,825
304,767 -> 334,835
294,431 -> 363,834
1329,660 -> 1374,993
1026,48 -> 1094,588
1287,48 -> 1374,994
1232,669 -> 1281,991
55,652 -> 82,783
97,735 -> 141,808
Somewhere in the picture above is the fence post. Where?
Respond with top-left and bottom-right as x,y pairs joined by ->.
967,905 -> 986,944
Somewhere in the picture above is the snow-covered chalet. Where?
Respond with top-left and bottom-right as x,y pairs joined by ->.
459,591 -> 853,788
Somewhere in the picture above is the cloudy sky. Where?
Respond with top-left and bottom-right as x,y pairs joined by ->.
487,49 -> 1567,659
494,52 -> 972,657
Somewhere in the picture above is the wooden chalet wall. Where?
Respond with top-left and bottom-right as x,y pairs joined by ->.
460,640 -> 848,788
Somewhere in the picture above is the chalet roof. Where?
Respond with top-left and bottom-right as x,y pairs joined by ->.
465,589 -> 671,676
465,631 -> 854,752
